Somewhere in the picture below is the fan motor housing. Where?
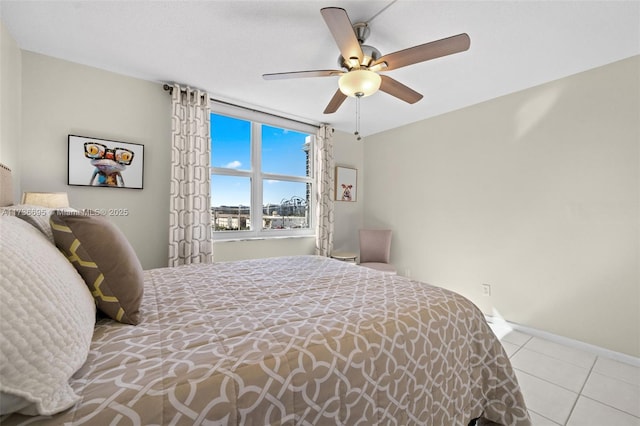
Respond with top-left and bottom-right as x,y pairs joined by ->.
353,22 -> 370,44
338,44 -> 381,70
337,21 -> 380,70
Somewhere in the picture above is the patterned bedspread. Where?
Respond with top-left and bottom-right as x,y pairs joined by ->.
4,255 -> 530,425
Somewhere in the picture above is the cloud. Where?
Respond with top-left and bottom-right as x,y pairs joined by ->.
225,160 -> 242,169
266,180 -> 279,184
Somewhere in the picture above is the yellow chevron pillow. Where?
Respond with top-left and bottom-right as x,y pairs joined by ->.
50,212 -> 143,325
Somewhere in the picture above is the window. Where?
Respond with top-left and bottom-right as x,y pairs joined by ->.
210,106 -> 316,240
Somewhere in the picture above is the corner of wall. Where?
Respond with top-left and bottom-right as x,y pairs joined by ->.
0,21 -> 22,201
332,129 -> 365,254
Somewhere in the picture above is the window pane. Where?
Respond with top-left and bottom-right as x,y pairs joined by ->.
261,125 -> 311,177
211,113 -> 251,170
262,181 -> 310,230
211,175 -> 251,231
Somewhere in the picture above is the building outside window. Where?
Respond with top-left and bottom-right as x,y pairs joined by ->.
210,108 -> 315,240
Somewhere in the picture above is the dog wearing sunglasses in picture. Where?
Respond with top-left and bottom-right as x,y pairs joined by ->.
84,142 -> 135,187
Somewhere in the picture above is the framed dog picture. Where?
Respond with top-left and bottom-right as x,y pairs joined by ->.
335,166 -> 357,202
68,135 -> 144,189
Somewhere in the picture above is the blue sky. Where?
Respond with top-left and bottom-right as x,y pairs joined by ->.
210,114 -> 311,207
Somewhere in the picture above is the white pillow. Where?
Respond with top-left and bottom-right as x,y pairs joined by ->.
0,204 -> 77,243
0,216 -> 96,416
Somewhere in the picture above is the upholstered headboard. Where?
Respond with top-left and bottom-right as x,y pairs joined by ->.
0,163 -> 14,207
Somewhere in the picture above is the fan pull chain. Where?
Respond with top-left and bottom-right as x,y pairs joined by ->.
354,93 -> 362,141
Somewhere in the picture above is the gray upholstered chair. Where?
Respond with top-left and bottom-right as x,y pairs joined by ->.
358,229 -> 396,274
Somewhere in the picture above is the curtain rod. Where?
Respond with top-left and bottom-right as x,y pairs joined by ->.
162,84 -> 320,129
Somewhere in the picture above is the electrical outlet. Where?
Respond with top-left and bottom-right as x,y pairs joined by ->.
481,284 -> 491,296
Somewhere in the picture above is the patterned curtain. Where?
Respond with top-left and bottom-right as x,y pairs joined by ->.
314,124 -> 335,257
169,84 -> 212,266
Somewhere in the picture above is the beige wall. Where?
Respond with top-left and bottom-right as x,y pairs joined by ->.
212,237 -> 316,262
0,22 -> 22,201
364,56 -> 639,357
332,129 -> 365,255
20,51 -> 171,269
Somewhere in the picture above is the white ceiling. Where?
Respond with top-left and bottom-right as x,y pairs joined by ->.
1,0 -> 639,136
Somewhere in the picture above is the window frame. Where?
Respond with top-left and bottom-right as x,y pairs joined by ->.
210,103 -> 317,241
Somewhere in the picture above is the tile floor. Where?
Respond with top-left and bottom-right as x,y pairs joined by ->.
488,322 -> 640,425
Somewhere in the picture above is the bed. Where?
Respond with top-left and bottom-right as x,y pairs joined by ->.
0,177 -> 530,425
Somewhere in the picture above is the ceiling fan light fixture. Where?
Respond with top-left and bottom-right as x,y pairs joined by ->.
338,69 -> 381,98
263,8 -> 470,115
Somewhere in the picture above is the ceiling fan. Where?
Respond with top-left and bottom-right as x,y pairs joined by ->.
263,7 -> 471,115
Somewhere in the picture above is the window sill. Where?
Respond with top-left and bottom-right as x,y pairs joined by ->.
213,234 -> 315,243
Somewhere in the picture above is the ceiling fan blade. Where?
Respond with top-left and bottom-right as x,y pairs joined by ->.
374,33 -> 470,71
379,75 -> 423,104
323,89 -> 347,114
321,7 -> 363,66
263,70 -> 343,80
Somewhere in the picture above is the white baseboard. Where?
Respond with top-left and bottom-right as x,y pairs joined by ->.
484,315 -> 640,368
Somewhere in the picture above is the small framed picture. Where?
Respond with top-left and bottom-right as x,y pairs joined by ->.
68,135 -> 144,189
335,166 -> 357,202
